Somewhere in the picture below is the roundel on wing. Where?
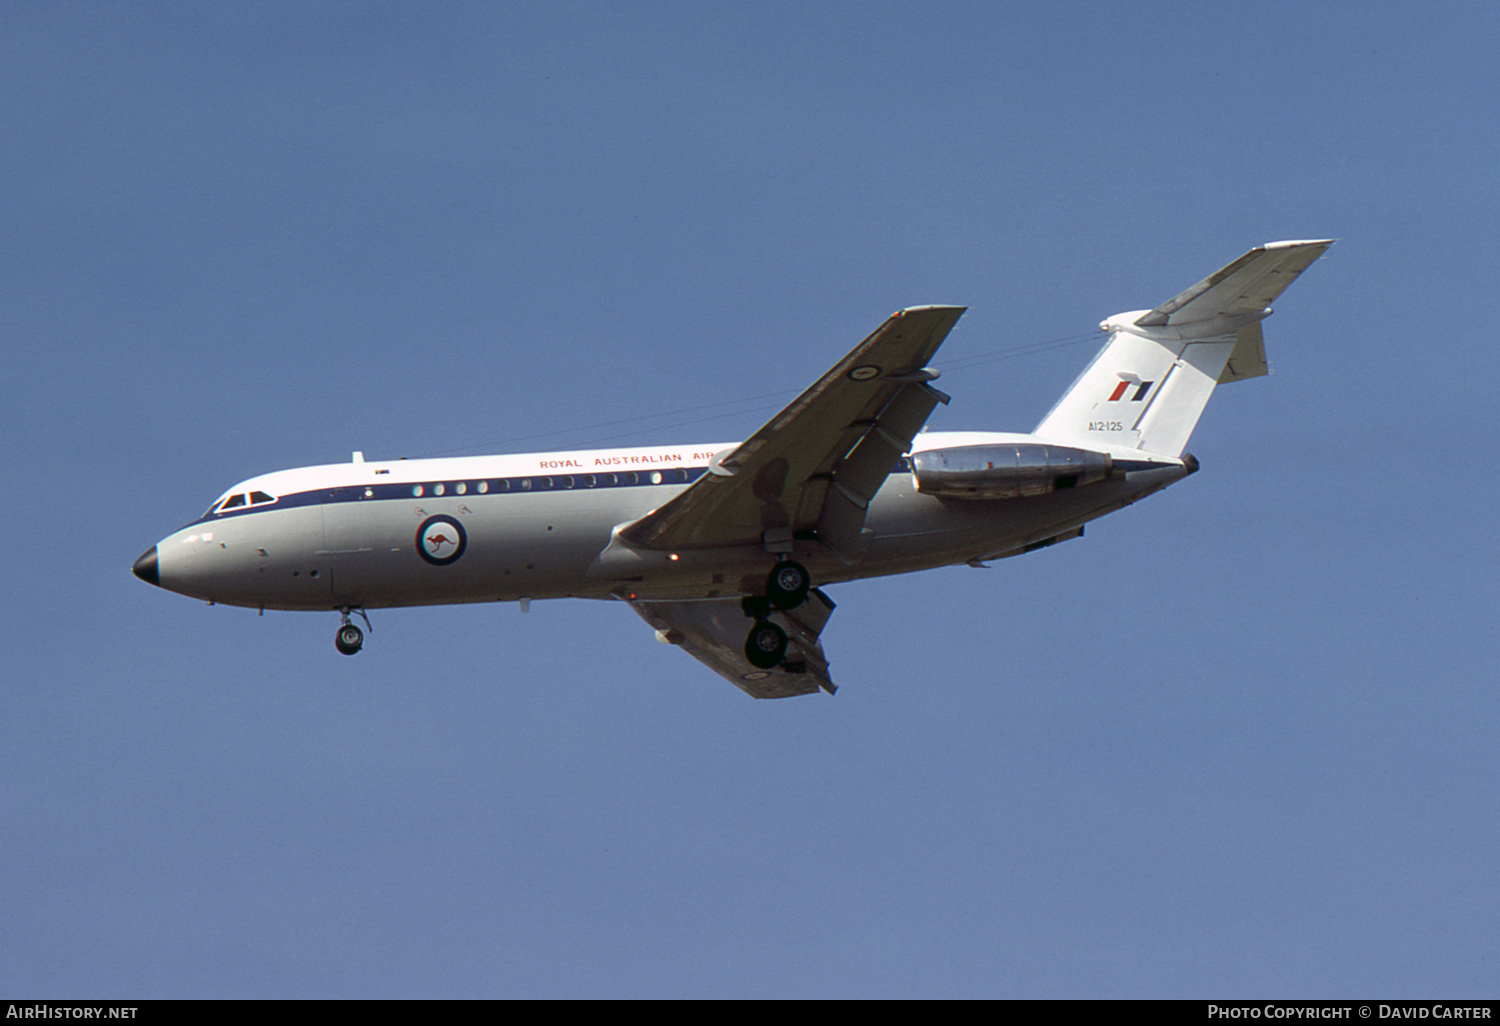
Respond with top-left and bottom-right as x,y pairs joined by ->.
416,514 -> 467,566
847,365 -> 881,381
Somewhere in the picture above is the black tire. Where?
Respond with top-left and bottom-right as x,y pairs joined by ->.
765,560 -> 810,610
335,623 -> 364,656
744,620 -> 788,669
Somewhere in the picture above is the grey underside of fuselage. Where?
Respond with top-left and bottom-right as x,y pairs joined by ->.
170,466 -> 1185,613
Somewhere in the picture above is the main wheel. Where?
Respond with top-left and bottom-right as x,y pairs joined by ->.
744,620 -> 788,669
765,560 -> 810,610
335,623 -> 364,655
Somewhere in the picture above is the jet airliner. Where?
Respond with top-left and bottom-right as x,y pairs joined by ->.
133,241 -> 1331,698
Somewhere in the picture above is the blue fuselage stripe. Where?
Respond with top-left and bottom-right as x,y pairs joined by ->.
182,455 -> 1188,531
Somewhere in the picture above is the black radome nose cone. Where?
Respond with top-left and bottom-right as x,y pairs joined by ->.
132,546 -> 159,586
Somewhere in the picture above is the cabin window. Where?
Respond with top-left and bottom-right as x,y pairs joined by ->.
621,472 -> 637,485
583,474 -> 596,487
559,475 -> 574,489
520,478 -> 532,491
412,485 -> 424,498
650,471 -> 662,484
477,481 -> 489,494
456,482 -> 467,495
434,483 -> 445,496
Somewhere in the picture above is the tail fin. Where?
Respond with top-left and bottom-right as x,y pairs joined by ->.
1034,240 -> 1333,456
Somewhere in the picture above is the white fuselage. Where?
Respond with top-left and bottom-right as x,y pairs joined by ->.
142,431 -> 1190,613
131,242 -> 1328,693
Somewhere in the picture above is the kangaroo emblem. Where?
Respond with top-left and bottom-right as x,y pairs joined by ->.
415,515 -> 467,565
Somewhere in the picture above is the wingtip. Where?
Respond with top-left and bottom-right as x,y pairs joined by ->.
1262,238 -> 1337,250
895,304 -> 968,315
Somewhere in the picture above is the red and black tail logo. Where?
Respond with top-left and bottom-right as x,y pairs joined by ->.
1107,376 -> 1154,402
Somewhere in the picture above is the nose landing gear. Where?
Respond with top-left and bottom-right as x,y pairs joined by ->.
336,623 -> 363,655
334,607 -> 370,656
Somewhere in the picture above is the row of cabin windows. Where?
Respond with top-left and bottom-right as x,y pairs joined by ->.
205,460 -> 915,518
206,469 -> 698,517
408,468 -> 689,498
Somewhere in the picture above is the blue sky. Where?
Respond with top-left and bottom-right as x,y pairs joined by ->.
3,1 -> 1497,998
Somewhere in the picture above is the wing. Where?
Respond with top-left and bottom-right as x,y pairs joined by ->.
620,305 -> 965,558
631,590 -> 838,699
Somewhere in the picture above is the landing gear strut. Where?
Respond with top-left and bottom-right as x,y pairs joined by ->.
335,607 -> 369,656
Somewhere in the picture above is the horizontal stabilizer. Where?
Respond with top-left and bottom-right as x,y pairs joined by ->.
1135,239 -> 1334,328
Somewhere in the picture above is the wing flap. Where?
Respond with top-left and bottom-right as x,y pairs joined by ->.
631,589 -> 839,699
815,379 -> 948,556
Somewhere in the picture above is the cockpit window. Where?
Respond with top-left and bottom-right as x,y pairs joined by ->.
220,493 -> 246,510
248,491 -> 275,505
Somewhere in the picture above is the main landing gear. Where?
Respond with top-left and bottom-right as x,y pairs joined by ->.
744,619 -> 788,669
335,607 -> 370,656
741,560 -> 810,669
765,560 -> 810,611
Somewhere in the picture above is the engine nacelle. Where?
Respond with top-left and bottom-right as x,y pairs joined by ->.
911,443 -> 1113,499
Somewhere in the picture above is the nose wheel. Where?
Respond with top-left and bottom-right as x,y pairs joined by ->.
335,623 -> 364,655
334,607 -> 370,656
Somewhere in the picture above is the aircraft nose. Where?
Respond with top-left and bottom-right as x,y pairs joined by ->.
132,546 -> 160,587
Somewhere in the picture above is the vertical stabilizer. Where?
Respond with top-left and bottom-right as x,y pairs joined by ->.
1033,240 -> 1332,456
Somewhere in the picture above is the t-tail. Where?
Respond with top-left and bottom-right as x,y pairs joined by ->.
1033,240 -> 1334,457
